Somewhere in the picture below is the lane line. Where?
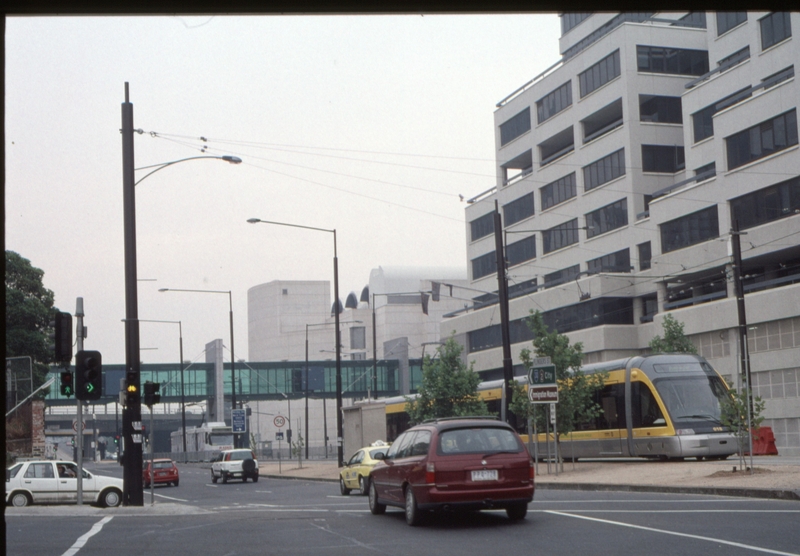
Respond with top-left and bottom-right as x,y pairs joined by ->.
153,492 -> 189,502
60,516 -> 113,556
546,511 -> 800,556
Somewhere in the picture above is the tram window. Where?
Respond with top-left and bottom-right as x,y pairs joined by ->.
594,384 -> 625,430
632,382 -> 666,428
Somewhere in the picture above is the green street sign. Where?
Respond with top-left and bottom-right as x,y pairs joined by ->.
528,359 -> 557,403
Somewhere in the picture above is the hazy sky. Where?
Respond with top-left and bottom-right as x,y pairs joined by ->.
5,14 -> 561,365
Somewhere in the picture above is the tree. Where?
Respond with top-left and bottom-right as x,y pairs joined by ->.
5,251 -> 59,400
405,337 -> 488,424
291,433 -> 305,468
649,313 -> 697,354
510,311 -> 605,465
720,384 -> 766,471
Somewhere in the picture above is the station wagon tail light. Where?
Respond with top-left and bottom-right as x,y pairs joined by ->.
426,462 -> 435,484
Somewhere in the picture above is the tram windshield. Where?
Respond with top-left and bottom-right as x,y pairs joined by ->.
652,375 -> 728,427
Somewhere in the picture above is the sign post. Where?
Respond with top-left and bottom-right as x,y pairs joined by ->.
274,416 -> 286,474
528,357 -> 558,475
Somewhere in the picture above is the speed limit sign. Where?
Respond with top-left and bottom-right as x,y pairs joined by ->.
273,415 -> 286,428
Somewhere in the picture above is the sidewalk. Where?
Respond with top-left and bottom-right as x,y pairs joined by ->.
258,456 -> 800,501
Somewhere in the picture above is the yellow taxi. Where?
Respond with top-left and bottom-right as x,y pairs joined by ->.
339,441 -> 391,496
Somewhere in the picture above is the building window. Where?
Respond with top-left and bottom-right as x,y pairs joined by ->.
583,148 -> 625,192
579,50 -> 620,98
717,46 -> 750,71
693,87 -> 753,144
636,45 -> 709,76
541,172 -> 577,210
726,109 -> 798,170
660,206 -> 719,253
641,293 -> 658,322
537,81 -> 572,124
506,235 -> 537,267
470,212 -> 494,242
471,250 -> 497,280
760,12 -> 792,50
561,12 -> 591,35
544,264 -> 581,289
586,199 -> 628,239
499,107 -> 531,146
543,219 -> 580,254
716,12 -> 747,35
676,12 -> 706,29
639,95 -> 682,124
538,126 -> 574,166
695,162 -> 716,180
763,65 -> 795,90
730,176 -> 800,231
587,249 -> 631,275
638,242 -> 652,270
503,193 -> 534,227
350,327 -> 366,350
642,145 -> 685,173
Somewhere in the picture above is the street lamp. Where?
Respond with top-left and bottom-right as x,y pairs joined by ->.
247,217 -> 345,467
122,319 -> 186,462
121,83 -> 242,506
158,288 -> 239,448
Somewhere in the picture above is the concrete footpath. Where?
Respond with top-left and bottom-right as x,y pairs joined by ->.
259,455 -> 800,501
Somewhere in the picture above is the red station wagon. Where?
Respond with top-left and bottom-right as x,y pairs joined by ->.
368,417 -> 534,526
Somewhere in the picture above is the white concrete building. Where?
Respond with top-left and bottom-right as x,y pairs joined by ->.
445,12 -> 799,455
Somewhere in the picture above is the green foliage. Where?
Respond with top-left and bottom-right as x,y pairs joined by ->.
405,337 -> 489,423
649,313 -> 697,354
291,432 -> 305,462
720,384 -> 766,469
510,311 -> 606,443
5,250 -> 58,399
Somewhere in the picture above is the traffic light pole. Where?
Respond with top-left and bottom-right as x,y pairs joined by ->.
75,299 -> 84,505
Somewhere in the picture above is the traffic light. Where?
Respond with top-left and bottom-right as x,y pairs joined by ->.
60,371 -> 74,397
125,371 -> 139,407
50,311 -> 73,366
75,350 -> 102,401
143,381 -> 161,407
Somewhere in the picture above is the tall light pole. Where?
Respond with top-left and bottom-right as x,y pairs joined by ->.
247,217 -> 344,466
121,83 -> 241,505
158,288 -> 239,448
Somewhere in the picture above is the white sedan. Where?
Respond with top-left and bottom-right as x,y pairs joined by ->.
6,460 -> 123,507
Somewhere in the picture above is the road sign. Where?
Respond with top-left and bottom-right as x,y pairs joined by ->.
528,360 -> 558,404
275,431 -> 284,440
273,415 -> 286,428
71,419 -> 86,432
232,408 -> 247,433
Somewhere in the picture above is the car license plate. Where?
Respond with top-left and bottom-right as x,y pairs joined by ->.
471,469 -> 498,481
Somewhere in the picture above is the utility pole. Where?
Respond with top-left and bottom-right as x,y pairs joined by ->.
493,201 -> 514,425
75,298 -> 85,505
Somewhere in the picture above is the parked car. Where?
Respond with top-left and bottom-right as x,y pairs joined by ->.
143,458 -> 180,487
211,449 -> 259,483
339,441 -> 391,496
368,417 -> 535,526
6,460 -> 123,507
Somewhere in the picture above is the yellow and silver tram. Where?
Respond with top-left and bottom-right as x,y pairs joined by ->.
383,354 -> 738,461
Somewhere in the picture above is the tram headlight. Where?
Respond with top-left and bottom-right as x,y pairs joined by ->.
676,428 -> 695,435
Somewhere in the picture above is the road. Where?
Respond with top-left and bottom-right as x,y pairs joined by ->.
6,462 -> 800,556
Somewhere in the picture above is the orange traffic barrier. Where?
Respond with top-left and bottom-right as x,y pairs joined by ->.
746,426 -> 779,456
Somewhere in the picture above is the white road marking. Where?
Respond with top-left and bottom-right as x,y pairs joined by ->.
546,510 -> 800,556
60,516 -> 113,556
154,492 -> 189,502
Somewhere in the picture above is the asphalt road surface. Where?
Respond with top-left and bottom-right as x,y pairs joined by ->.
6,462 -> 800,556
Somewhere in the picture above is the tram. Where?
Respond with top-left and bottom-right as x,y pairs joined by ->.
383,354 -> 738,461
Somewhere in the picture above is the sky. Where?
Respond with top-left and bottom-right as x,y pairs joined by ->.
5,14 -> 561,366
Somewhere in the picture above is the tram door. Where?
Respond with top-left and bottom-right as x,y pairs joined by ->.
597,384 -> 625,456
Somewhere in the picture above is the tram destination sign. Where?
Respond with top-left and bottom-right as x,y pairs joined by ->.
528,358 -> 558,404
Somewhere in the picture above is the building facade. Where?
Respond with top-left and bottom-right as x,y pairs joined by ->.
445,12 -> 800,455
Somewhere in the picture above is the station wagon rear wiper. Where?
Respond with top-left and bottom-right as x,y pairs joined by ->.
482,450 -> 520,458
675,414 -> 722,425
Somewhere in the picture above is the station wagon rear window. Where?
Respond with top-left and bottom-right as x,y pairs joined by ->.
438,427 -> 523,455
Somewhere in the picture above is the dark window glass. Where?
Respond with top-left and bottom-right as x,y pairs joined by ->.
730,176 -> 800,230
586,199 -> 628,238
543,219 -> 580,254
561,12 -> 592,34
760,12 -> 792,50
693,87 -> 754,143
676,12 -> 706,29
716,12 -> 747,35
409,431 -> 431,456
541,172 -> 577,210
587,248 -> 630,275
642,145 -> 685,173
763,65 -> 795,89
506,235 -> 536,267
503,193 -> 534,227
695,162 -> 716,180
579,50 -> 620,98
500,107 -> 532,146
472,250 -> 497,280
660,206 -> 719,253
639,95 -> 682,123
537,81 -> 573,124
726,109 -> 798,170
638,242 -> 652,270
563,13 -> 653,61
470,212 -> 494,242
636,45 -> 709,76
631,382 -> 666,428
641,293 -> 658,321
717,46 -> 750,71
544,265 -> 581,289
583,149 -> 625,191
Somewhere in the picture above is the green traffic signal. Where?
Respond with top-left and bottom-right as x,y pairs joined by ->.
60,371 -> 74,397
75,350 -> 102,401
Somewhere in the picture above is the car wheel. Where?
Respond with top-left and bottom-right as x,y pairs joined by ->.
222,472 -> 228,484
102,488 -> 122,508
174,479 -> 179,487
252,474 -> 259,483
359,475 -> 369,496
212,472 -> 218,484
339,477 -> 351,496
242,476 -> 247,483
405,487 -> 423,526
368,481 -> 386,515
10,492 -> 31,507
506,502 -> 528,521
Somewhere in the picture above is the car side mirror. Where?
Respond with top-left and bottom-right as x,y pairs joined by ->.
373,452 -> 385,460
